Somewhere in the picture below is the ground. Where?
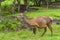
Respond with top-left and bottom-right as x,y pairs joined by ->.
0,9 -> 60,40
1,0 -> 60,40
0,25 -> 60,40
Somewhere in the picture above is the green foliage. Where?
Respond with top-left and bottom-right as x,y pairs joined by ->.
0,25 -> 60,40
0,15 -> 21,31
1,5 -> 12,12
27,9 -> 60,20
0,0 -> 60,40
1,0 -> 13,6
5,19 -> 16,30
0,9 -> 60,31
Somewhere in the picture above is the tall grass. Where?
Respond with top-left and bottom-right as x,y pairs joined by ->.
0,9 -> 60,40
1,0 -> 60,40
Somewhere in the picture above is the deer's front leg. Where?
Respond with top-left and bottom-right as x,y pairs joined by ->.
33,27 -> 36,34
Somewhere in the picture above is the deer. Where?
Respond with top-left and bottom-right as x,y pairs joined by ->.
18,12 -> 53,37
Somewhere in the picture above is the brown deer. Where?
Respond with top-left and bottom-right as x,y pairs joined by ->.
18,13 -> 53,37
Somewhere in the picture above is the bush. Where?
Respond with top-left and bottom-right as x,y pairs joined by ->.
0,16 -> 21,32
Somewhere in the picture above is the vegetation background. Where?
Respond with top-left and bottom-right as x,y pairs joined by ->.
0,0 -> 60,40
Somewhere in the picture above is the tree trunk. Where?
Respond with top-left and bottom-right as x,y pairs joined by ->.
34,0 -> 39,6
24,0 -> 29,11
17,0 -> 20,12
0,1 -> 1,13
38,0 -> 41,6
11,0 -> 16,13
47,0 -> 49,9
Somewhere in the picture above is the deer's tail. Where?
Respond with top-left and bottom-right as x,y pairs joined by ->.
49,17 -> 53,24
49,17 -> 53,21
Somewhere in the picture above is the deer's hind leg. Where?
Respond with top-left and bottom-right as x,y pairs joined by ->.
41,27 -> 47,37
47,24 -> 53,36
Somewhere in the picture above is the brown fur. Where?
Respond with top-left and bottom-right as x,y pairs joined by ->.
20,13 -> 53,36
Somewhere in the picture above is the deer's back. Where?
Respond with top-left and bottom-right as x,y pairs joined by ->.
35,16 -> 52,27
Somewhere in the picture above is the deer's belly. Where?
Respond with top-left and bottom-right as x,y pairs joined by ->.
38,25 -> 47,28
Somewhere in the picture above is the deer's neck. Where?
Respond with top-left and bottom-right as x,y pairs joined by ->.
23,15 -> 31,24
